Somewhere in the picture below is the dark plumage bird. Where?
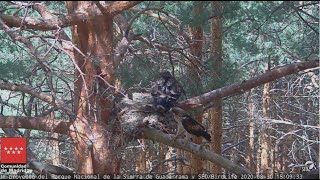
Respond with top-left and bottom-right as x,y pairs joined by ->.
151,71 -> 185,112
170,107 -> 211,143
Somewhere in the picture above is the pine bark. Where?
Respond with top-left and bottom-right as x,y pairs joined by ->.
261,61 -> 271,176
65,1 -> 120,174
209,1 -> 223,174
189,1 -> 205,174
247,90 -> 255,172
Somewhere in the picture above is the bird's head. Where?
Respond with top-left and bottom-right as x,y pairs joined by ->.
159,71 -> 172,79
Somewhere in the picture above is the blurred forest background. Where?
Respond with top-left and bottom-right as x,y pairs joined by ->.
0,1 -> 319,178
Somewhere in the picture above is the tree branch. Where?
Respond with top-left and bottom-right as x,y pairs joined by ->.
0,80 -> 74,119
28,160 -> 74,176
0,13 -> 72,31
179,59 -> 319,110
0,116 -> 70,135
130,7 -> 180,27
295,11 -> 319,35
118,94 -> 250,175
141,127 -> 251,175
0,81 -> 53,103
0,16 -> 58,107
105,1 -> 143,16
1,1 -> 142,31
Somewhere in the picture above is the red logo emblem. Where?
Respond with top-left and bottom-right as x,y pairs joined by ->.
0,138 -> 27,164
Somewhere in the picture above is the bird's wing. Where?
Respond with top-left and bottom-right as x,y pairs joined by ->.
181,114 -> 206,130
181,114 -> 211,142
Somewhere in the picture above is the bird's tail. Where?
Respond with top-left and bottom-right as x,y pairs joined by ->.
201,132 -> 211,143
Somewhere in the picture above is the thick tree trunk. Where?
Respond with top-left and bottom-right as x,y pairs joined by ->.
261,61 -> 271,176
246,90 -> 255,172
209,1 -> 223,174
188,1 -> 204,82
189,1 -> 204,174
65,1 -> 120,174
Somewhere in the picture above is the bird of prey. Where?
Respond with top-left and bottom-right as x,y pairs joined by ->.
151,71 -> 185,112
170,107 -> 211,143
